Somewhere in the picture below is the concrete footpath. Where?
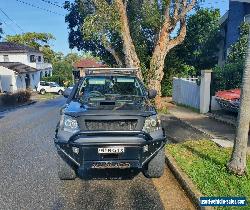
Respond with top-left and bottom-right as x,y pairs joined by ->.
168,105 -> 250,151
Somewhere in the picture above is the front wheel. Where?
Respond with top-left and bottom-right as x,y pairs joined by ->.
57,152 -> 76,180
40,89 -> 46,95
143,147 -> 165,178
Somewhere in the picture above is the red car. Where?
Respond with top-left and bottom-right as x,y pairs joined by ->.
215,89 -> 241,112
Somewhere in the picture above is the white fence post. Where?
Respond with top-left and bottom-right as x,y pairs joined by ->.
199,70 -> 212,114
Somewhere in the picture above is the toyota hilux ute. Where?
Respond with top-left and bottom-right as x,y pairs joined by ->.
54,68 -> 166,180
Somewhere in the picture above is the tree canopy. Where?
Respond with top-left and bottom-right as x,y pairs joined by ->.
5,32 -> 56,63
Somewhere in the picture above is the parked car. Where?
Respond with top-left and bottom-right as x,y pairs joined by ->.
215,89 -> 241,112
54,68 -> 166,180
37,81 -> 65,95
63,85 -> 74,98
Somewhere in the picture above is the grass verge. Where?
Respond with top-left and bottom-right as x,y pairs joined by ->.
33,93 -> 60,101
166,140 -> 250,210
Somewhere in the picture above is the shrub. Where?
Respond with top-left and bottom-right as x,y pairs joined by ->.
212,61 -> 244,94
2,90 -> 31,105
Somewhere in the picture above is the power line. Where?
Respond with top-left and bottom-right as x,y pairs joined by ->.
40,0 -> 64,9
15,0 -> 65,16
0,7 -> 24,32
0,16 -> 18,34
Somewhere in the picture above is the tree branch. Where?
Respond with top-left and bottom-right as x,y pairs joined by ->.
169,18 -> 187,49
170,0 -> 196,30
102,36 -> 123,67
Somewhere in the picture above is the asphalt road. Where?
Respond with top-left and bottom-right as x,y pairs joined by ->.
0,97 -> 195,210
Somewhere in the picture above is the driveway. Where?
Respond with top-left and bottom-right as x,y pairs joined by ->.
0,98 -> 195,210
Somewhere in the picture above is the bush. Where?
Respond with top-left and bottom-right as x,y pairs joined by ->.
212,61 -> 244,94
2,90 -> 31,105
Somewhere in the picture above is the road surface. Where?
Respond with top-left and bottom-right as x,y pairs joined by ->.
0,97 -> 195,210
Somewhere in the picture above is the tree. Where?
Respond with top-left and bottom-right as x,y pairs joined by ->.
65,0 -> 123,67
65,0 -> 198,103
161,8 -> 221,96
83,0 -> 124,67
227,31 -> 250,175
175,8 -> 221,70
5,32 -> 55,63
227,23 -> 250,64
115,0 -> 142,79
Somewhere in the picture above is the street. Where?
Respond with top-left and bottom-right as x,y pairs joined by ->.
0,97 -> 195,210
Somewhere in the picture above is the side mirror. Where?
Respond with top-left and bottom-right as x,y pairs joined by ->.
63,91 -> 70,98
148,89 -> 157,99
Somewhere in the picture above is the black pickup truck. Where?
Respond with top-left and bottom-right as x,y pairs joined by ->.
55,68 -> 166,180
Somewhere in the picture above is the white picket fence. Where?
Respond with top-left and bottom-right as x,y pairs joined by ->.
172,77 -> 200,110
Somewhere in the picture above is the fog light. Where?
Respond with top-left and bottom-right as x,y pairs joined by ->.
72,147 -> 79,154
143,145 -> 148,152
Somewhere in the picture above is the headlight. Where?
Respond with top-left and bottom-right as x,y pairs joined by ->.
142,115 -> 161,133
60,114 -> 79,133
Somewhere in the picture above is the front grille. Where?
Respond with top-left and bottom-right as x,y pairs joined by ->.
85,119 -> 138,131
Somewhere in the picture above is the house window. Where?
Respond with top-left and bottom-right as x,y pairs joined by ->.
3,55 -> 9,62
38,56 -> 42,62
30,55 -> 36,63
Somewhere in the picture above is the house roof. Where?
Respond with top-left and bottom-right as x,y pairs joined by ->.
0,62 -> 38,74
74,59 -> 107,69
0,42 -> 40,53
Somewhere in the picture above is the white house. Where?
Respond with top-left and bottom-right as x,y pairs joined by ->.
0,42 -> 53,92
0,62 -> 40,92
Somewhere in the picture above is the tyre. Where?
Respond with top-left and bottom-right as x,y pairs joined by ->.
40,89 -> 46,95
58,90 -> 63,95
57,152 -> 76,180
143,147 -> 165,178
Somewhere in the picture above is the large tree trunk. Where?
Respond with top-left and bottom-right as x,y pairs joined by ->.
148,18 -> 187,109
115,0 -> 143,79
227,33 -> 250,175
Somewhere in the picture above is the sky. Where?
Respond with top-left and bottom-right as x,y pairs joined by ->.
1,0 -> 229,55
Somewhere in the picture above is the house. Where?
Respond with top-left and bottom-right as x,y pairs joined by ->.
73,58 -> 107,81
0,42 -> 53,92
0,62 -> 40,92
218,0 -> 250,65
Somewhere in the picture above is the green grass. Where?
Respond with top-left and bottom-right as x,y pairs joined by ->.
34,93 -> 60,100
166,140 -> 250,210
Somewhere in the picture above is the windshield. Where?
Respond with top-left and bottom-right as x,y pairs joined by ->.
76,76 -> 146,100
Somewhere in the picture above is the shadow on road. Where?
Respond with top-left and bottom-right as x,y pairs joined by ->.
78,168 -> 140,180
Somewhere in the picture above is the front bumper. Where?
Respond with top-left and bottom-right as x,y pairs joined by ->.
54,130 -> 166,169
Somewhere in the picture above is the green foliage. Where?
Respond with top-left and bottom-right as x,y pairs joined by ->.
5,32 -> 55,49
43,52 -> 98,87
5,32 -> 56,63
212,23 -> 249,92
212,61 -> 244,93
43,59 -> 74,86
176,8 -> 221,70
162,8 -> 221,96
64,0 -> 122,66
166,140 -> 250,210
227,23 -> 250,63
162,49 -> 196,96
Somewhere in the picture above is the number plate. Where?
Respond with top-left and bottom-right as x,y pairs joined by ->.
98,147 -> 125,154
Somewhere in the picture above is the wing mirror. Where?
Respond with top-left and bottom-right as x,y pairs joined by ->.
63,91 -> 70,98
148,89 -> 157,99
